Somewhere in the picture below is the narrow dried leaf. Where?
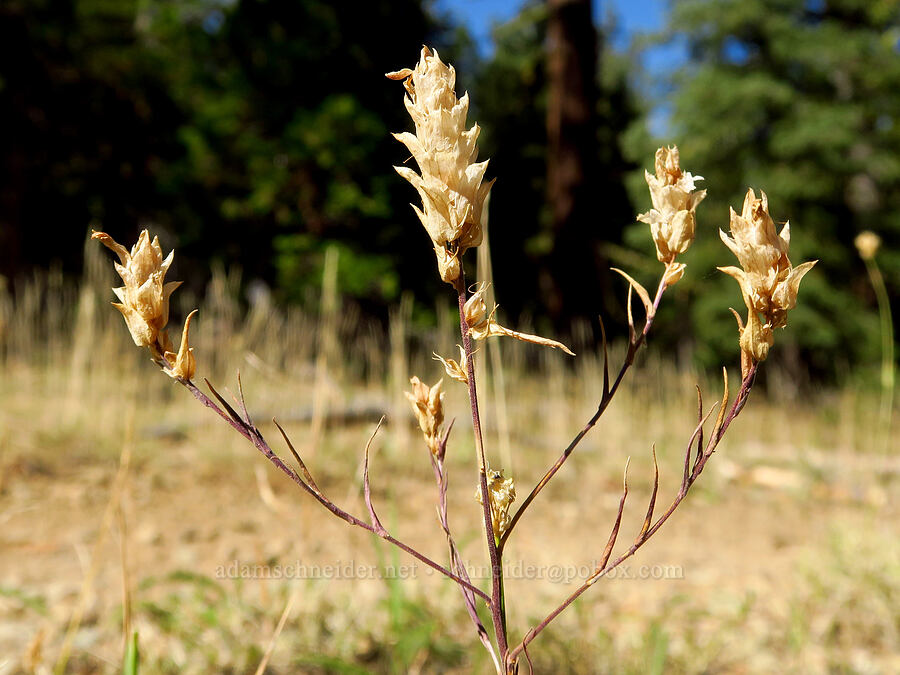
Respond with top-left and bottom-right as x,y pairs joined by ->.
598,314 -> 610,398
363,417 -> 388,536
486,323 -> 575,356
713,367 -> 730,438
639,446 -> 659,541
694,385 -> 704,464
611,268 -> 653,318
683,404 -> 720,487
237,371 -> 252,427
273,419 -> 320,493
597,457 -> 630,573
205,379 -> 246,428
625,284 -> 636,339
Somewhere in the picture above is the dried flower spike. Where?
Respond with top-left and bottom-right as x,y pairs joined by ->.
718,189 -> 817,363
637,146 -> 706,276
405,376 -> 445,456
92,229 -> 181,349
463,284 -> 575,355
475,468 -> 516,540
387,46 -> 494,284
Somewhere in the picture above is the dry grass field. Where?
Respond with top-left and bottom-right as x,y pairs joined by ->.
1,245 -> 897,673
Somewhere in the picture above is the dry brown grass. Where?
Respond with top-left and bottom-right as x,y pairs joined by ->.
0,247 -> 897,673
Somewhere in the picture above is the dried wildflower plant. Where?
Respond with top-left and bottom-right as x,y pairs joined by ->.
92,47 -> 819,674
386,46 -> 494,284
92,229 -> 198,380
637,145 -> 706,287
718,189 -> 817,374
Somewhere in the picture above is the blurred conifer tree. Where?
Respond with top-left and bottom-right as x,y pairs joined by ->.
627,0 -> 900,379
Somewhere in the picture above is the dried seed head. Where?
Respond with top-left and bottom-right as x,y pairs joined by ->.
854,230 -> 881,260
92,229 -> 181,348
388,47 -> 494,284
405,376 -> 445,456
475,468 -> 516,539
718,189 -> 816,363
637,146 -> 706,272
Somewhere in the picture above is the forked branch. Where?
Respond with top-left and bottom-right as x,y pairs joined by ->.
506,362 -> 759,667
176,375 -> 491,603
501,272 -> 669,549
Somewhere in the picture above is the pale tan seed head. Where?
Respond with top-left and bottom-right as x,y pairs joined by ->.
405,375 -> 445,456
718,189 -> 816,364
387,47 -> 494,284
92,229 -> 181,348
637,145 -> 706,271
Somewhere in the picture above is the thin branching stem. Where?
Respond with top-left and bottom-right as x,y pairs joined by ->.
501,275 -> 668,549
429,424 -> 502,674
178,377 -> 490,602
505,363 -> 759,667
455,273 -> 509,660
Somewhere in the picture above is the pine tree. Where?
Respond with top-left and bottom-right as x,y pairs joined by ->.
658,0 -> 900,379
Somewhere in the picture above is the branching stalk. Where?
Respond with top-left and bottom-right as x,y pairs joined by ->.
429,423 -> 502,673
506,363 -> 759,667
501,274 -> 668,548
455,273 -> 509,659
177,376 -> 490,602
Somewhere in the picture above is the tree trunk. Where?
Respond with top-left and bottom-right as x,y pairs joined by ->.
545,0 -> 603,326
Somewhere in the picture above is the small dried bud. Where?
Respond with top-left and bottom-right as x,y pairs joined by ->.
463,286 -> 489,327
388,47 -> 494,284
164,309 -> 198,381
662,262 -> 686,289
405,376 -> 445,456
718,189 -> 816,363
464,284 -> 575,356
854,231 -> 881,260
434,346 -> 469,384
92,229 -> 181,348
475,468 -> 516,540
637,146 -> 706,271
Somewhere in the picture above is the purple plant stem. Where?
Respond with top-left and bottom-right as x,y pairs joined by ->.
505,363 -> 759,667
179,378 -> 490,602
430,427 -> 501,673
455,274 -> 509,659
500,276 -> 668,549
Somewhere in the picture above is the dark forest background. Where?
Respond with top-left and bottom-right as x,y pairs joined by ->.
1,0 -> 898,383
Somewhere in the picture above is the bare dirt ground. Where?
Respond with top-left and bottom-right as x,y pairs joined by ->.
2,247 -> 896,673
2,361 -> 898,674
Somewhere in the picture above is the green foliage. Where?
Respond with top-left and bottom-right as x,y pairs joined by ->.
5,0 -> 888,381
633,0 -> 900,377
0,0 -> 447,307
123,631 -> 139,675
